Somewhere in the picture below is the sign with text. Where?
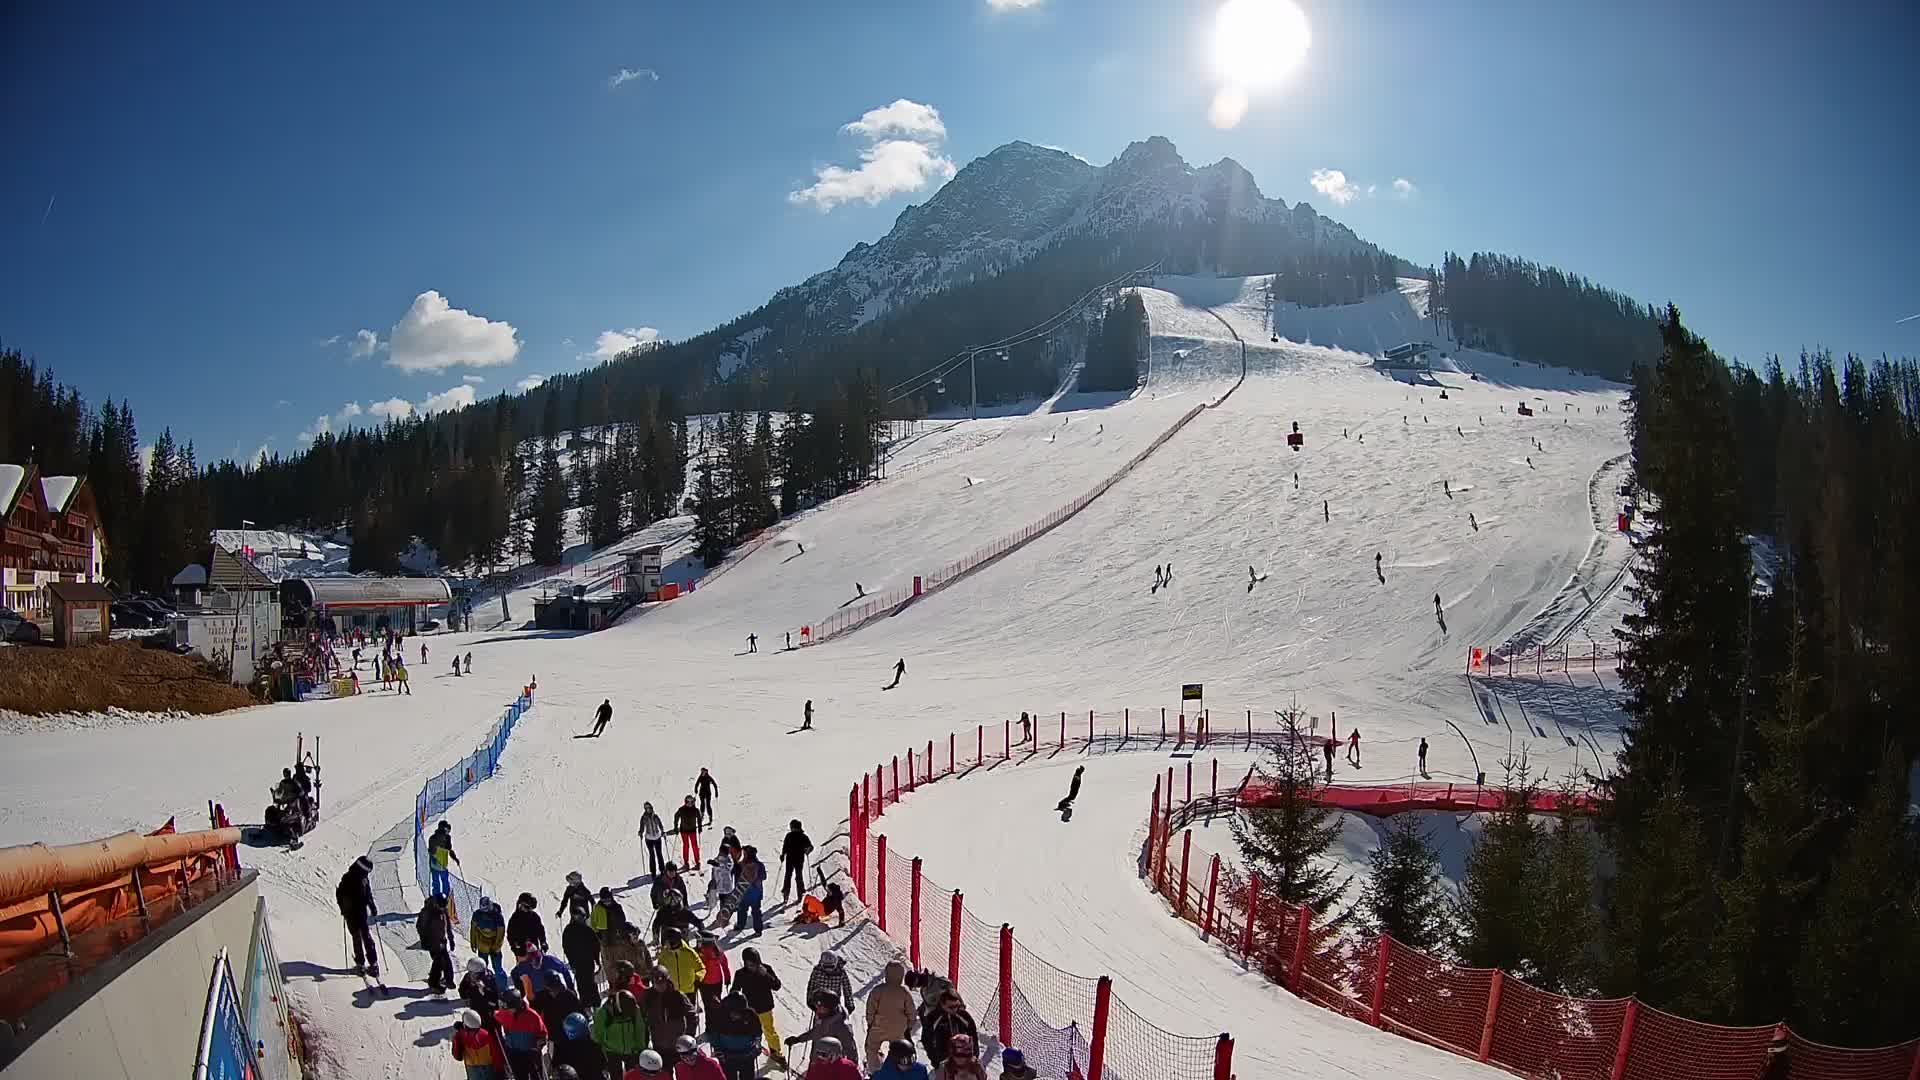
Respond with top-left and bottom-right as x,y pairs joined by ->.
1181,683 -> 1203,702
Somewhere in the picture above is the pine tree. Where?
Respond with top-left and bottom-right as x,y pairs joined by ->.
1456,769 -> 1544,975
588,432 -> 626,549
529,438 -> 566,566
1360,814 -> 1450,952
1603,785 -> 1714,1012
1228,712 -> 1351,911
689,452 -> 730,567
1532,801 -> 1599,994
1792,747 -> 1920,1045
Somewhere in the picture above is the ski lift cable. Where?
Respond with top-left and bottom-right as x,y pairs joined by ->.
882,261 -> 1159,400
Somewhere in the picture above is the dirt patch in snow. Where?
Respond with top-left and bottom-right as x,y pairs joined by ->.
0,640 -> 259,719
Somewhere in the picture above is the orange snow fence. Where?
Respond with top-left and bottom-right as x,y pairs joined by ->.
0,826 -> 240,975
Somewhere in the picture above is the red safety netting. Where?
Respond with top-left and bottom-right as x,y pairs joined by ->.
1145,772 -> 1920,1080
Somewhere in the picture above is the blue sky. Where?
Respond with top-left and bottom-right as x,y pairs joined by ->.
3,1 -> 1914,466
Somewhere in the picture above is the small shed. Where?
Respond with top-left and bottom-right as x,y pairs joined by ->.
46,580 -> 113,646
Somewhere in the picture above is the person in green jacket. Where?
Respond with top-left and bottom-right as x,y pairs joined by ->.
593,988 -> 650,1076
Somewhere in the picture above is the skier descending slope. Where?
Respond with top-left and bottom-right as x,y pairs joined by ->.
694,767 -> 720,825
1055,766 -> 1085,812
883,657 -> 907,690
589,699 -> 614,738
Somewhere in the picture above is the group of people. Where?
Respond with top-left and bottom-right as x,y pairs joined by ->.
342,784 -> 1058,1079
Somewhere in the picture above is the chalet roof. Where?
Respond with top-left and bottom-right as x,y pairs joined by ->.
174,545 -> 278,592
47,581 -> 114,604
0,464 -> 24,515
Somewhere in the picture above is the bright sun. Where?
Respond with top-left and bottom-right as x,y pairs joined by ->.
1212,0 -> 1312,90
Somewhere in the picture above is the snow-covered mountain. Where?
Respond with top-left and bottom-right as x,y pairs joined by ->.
715,137 -> 1381,376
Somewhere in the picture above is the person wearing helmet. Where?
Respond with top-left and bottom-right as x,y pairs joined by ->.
920,991 -> 977,1069
672,1032 -> 726,1080
511,942 -> 576,1002
508,892 -> 549,957
553,1010 -> 607,1078
451,1007 -> 509,1080
998,1047 -> 1040,1080
871,1039 -> 930,1080
593,886 -> 631,944
593,987 -> 651,1076
562,905 -> 603,1009
674,796 -> 703,866
459,958 -> 502,1030
657,928 -> 707,998
494,989 -> 550,1080
804,951 -> 853,1026
707,989 -> 764,1080
799,1035 -> 862,1080
427,821 -> 459,897
871,1037 -> 929,1076
624,1048 -> 669,1079
556,871 -> 593,918
785,988 -> 856,1066
929,1033 -> 986,1080
468,895 -> 508,984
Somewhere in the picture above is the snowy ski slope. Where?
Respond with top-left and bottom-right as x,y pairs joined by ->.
0,274 -> 1630,1079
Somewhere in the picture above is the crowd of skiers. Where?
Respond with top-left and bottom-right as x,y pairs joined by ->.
339,782 -> 1053,1080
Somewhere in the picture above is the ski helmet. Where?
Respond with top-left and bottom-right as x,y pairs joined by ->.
819,950 -> 842,969
816,1037 -> 843,1059
566,871 -> 582,884
467,957 -> 487,975
563,1013 -> 589,1040
635,1049 -> 665,1073
353,855 -> 373,872
502,988 -> 526,1009
461,1008 -> 482,1029
1003,1048 -> 1027,1068
674,1034 -> 697,1055
888,1040 -> 915,1062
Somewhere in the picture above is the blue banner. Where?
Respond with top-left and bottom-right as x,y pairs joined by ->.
197,949 -> 255,1080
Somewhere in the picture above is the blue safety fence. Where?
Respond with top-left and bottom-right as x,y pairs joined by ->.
412,691 -> 533,926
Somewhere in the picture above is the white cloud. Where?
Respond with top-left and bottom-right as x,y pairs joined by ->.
516,374 -> 547,393
609,67 -> 658,89
462,375 -> 485,384
297,401 -> 365,444
368,397 -> 414,421
319,335 -> 341,348
275,399 -> 291,408
251,440 -> 273,469
1392,177 -> 1417,198
590,327 -> 662,363
422,384 -> 477,415
349,328 -> 383,358
842,99 -> 948,141
987,0 -> 1044,8
386,291 -> 520,374
789,99 -> 957,211
1309,168 -> 1359,205
1366,184 -> 1378,197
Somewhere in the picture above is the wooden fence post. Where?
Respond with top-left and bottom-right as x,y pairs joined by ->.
1203,854 -> 1221,941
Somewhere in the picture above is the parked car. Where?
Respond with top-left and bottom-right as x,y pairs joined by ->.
0,607 -> 43,643
127,598 -> 175,622
110,602 -> 154,629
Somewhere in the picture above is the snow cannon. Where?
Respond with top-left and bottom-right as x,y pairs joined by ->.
1286,420 -> 1304,451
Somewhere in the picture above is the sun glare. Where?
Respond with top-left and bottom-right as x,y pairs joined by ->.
1212,0 -> 1312,91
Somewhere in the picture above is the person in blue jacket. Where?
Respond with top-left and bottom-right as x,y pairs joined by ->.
871,1039 -> 930,1079
510,943 -> 575,1000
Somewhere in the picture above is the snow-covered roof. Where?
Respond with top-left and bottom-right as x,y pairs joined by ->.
38,475 -> 80,513
0,464 -> 24,514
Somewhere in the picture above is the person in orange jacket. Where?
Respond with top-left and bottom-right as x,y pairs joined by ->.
694,930 -> 731,1015
451,1008 -> 509,1080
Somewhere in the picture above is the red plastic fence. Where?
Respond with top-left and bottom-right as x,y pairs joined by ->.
1145,777 -> 1920,1080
